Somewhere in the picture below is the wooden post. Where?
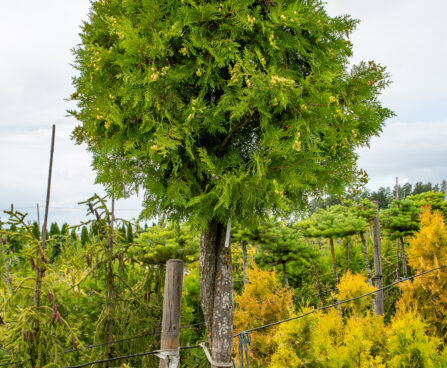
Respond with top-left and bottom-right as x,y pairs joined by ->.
159,259 -> 184,368
36,203 -> 40,230
395,177 -> 400,280
372,201 -> 384,316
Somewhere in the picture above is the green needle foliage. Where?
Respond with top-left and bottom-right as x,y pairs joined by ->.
0,209 -> 81,368
299,205 -> 368,239
346,198 -> 377,224
130,223 -> 199,265
70,0 -> 393,227
298,204 -> 367,285
255,219 -> 310,287
407,191 -> 447,218
381,199 -> 420,240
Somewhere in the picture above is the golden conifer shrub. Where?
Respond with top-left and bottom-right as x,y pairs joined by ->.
233,264 -> 293,367
336,270 -> 376,315
397,207 -> 447,338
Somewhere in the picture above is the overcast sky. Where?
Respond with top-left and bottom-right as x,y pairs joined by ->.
1,0 -> 446,225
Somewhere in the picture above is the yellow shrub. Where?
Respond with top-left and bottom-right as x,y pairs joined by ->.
398,208 -> 447,338
269,306 -> 320,368
234,264 -> 293,367
387,308 -> 442,367
336,270 -> 376,315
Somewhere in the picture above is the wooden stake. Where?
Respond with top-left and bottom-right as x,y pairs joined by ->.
372,201 -> 384,316
33,124 -> 55,364
159,259 -> 184,368
395,177 -> 400,280
36,203 -> 40,231
41,125 -> 56,249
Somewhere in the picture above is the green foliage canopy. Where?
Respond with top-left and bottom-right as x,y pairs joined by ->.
407,191 -> 447,218
70,0 -> 393,227
298,204 -> 367,239
381,199 -> 420,240
131,223 -> 199,264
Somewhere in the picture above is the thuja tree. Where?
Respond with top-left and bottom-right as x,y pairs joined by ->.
70,0 -> 392,363
298,205 -> 367,286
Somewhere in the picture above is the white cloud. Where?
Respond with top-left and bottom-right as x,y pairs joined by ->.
358,120 -> 447,189
1,1 -> 446,224
325,0 -> 447,122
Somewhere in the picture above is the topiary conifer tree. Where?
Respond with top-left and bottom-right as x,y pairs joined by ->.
254,220 -> 307,288
298,205 -> 367,286
70,0 -> 392,362
407,191 -> 447,218
345,198 -> 377,285
381,199 -> 420,279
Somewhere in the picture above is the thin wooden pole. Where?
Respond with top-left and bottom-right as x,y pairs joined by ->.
33,124 -> 55,365
41,125 -> 56,248
159,259 -> 184,368
395,177 -> 400,280
372,201 -> 384,316
36,203 -> 41,231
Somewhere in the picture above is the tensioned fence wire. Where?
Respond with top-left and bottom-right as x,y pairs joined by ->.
1,265 -> 445,368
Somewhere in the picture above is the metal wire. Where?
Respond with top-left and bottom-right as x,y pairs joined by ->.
61,344 -> 202,368
235,265 -> 447,336
2,266 -> 445,368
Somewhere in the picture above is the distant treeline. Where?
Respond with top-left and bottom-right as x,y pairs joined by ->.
311,180 -> 447,211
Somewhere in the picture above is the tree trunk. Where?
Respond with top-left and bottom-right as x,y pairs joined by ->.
346,236 -> 351,269
282,262 -> 289,288
400,237 -> 407,278
372,203 -> 384,316
1,236 -> 11,291
199,219 -> 233,368
241,242 -> 248,287
360,231 -> 372,286
105,232 -> 115,363
313,262 -> 323,307
395,238 -> 400,281
329,238 -> 339,286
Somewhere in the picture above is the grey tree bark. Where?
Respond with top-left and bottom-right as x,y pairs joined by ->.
199,220 -> 233,368
282,262 -> 289,288
241,241 -> 248,287
360,231 -> 373,286
400,237 -> 408,278
329,238 -> 339,286
372,201 -> 384,316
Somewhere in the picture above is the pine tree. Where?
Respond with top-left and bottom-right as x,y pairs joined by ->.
407,191 -> 447,218
126,223 -> 134,243
381,199 -> 420,278
49,222 -> 60,237
80,226 -> 89,245
31,221 -> 41,240
70,0 -> 392,362
255,219 -> 310,288
346,199 -> 377,285
298,205 -> 367,286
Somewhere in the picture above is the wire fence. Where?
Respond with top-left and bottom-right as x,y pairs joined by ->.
2,265 -> 443,368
